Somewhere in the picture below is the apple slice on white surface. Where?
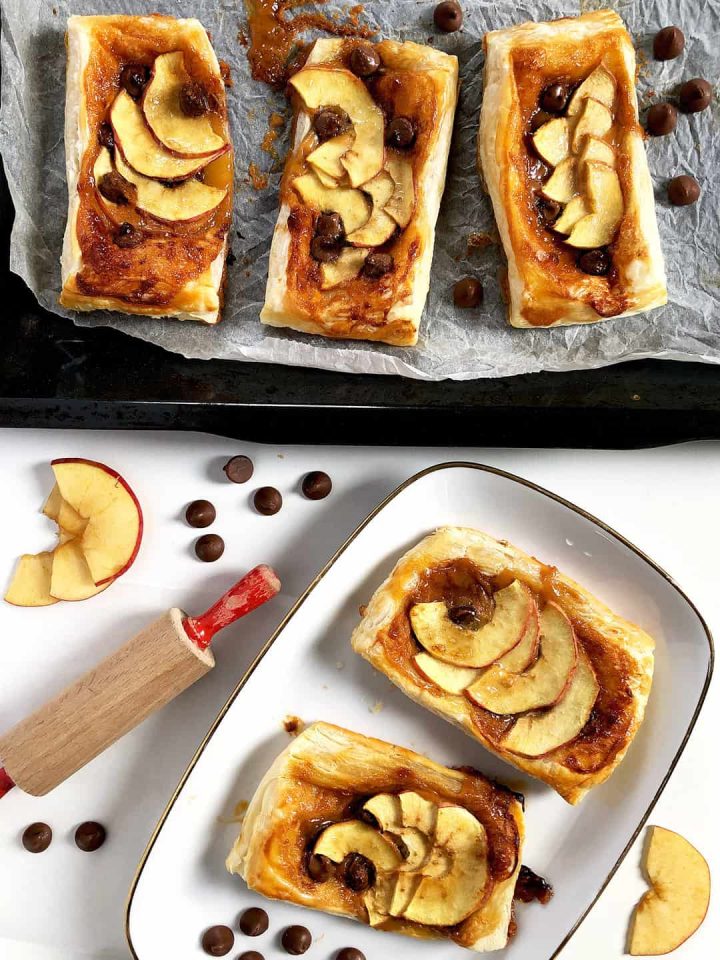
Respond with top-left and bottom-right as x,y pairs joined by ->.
114,150 -> 227,223
413,652 -> 480,693
567,64 -> 616,116
4,553 -> 58,607
50,540 -> 111,602
42,484 -> 87,538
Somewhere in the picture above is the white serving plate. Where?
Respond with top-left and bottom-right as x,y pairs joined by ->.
126,462 -> 713,960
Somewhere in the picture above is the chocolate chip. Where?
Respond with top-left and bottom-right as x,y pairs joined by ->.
386,117 -> 416,149
364,252 -> 394,278
98,171 -> 135,206
577,248 -> 611,276
114,222 -> 143,248
239,953 -> 264,960
537,197 -> 562,225
201,925 -> 234,956
74,821 -> 106,852
453,277 -> 483,308
302,471 -> 332,500
224,455 -> 254,483
186,499 -> 216,528
448,603 -> 480,627
314,106 -> 351,141
343,852 -> 375,892
646,102 -> 678,136
653,26 -> 685,61
336,950 -> 365,960
254,487 -> 283,516
120,63 -> 150,99
98,122 -> 115,151
22,822 -> 52,853
306,852 -> 336,882
179,81 -> 213,117
540,83 -> 570,114
679,78 -> 712,114
530,109 -> 554,132
239,907 -> 269,937
281,925 -> 312,955
310,236 -> 341,263
349,43 -> 381,78
357,807 -> 379,828
668,175 -> 700,206
195,533 -> 225,562
315,212 -> 344,242
434,0 -> 463,32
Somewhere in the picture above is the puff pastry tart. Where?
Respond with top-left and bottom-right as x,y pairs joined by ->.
260,39 -> 459,346
351,528 -> 655,804
60,16 -> 233,323
227,721 -> 524,951
478,10 -> 667,328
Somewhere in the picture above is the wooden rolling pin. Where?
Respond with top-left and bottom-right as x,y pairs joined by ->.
0,564 -> 280,798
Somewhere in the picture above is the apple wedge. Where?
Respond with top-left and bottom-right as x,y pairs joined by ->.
566,161 -> 623,249
366,872 -> 398,926
466,602 -> 577,714
410,580 -> 534,668
553,195 -> 590,235
363,794 -> 433,871
572,98 -> 613,152
567,64 -> 616,117
384,153 -> 415,229
414,652 -> 480,693
5,552 -> 58,607
293,172 -> 371,235
142,52 -> 226,158
493,601 -> 540,672
579,136 -> 616,169
321,248 -> 369,290
307,129 -> 356,181
533,117 -> 572,167
50,540 -> 111,602
502,648 -> 599,756
629,826 -> 710,956
313,820 -> 403,871
399,791 -> 437,836
348,171 -> 397,247
114,149 -> 227,223
42,484 -> 87,538
541,157 -> 577,204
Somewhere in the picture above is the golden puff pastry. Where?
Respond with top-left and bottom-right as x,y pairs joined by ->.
478,10 -> 667,328
61,15 -> 233,323
227,721 -> 524,952
261,39 -> 459,346
351,528 -> 655,804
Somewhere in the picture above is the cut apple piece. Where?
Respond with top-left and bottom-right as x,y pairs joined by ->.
466,602 -> 578,714
363,793 -> 402,830
313,820 -> 402,871
502,648 -> 599,756
414,652 -> 480,693
348,171 -> 397,247
390,874 -> 421,916
532,117 -> 571,167
114,149 -> 227,223
42,484 -> 87,538
313,167 -> 341,188
142,52 -> 226,158
494,602 -> 540,672
4,553 -> 58,607
410,580 -> 534,668
399,792 -> 437,836
365,872 -> 397,926
363,794 -> 431,871
384,153 -> 415,229
541,157 -> 577,204
321,248 -> 368,289
290,67 -> 384,187
567,64 -> 616,117
629,826 -> 710,956
293,172 -> 371,235
307,129 -> 356,181
579,136 -> 616,169
50,540 -> 111,602
566,161 -> 623,248
553,195 -> 590,235
572,98 -> 613,152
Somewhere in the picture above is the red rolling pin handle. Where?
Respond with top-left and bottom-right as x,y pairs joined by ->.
183,564 -> 281,650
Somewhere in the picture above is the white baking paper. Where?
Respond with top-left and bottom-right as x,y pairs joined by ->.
1,0 -> 718,380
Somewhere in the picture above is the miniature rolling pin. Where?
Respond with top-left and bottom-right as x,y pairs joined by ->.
0,564 -> 280,798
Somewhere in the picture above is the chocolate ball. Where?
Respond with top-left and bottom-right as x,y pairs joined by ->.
282,926 -> 312,955
74,821 -> 106,852
336,950 -> 365,960
186,499 -> 216,528
302,471 -> 332,500
195,533 -> 225,562
530,109 -> 554,132
224,455 -> 254,484
349,43 -> 381,78
538,197 -> 562,225
254,487 -> 283,516
98,172 -> 134,205
577,248 -> 612,276
434,1 -> 463,33
668,175 -> 700,206
646,102 -> 678,136
22,822 -> 52,853
453,277 -> 483,308
364,252 -> 394,278
179,81 -> 213,117
386,117 -> 416,149
98,122 -> 115,151
315,212 -> 344,242
540,83 -> 570,114
310,236 -> 341,263
239,953 -> 264,960
448,603 -> 480,627
679,78 -> 713,114
120,63 -> 150,99
201,925 -> 234,956
314,106 -> 351,141
239,907 -> 269,937
343,852 -> 375,892
306,852 -> 336,882
653,26 -> 685,61
114,222 -> 143,249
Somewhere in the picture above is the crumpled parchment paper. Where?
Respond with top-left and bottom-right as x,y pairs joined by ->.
1,0 -> 718,380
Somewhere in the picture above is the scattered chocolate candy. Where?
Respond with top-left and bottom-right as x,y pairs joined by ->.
186,499 -> 216,528
667,175 -> 700,206
22,822 -> 52,853
314,106 -> 351,141
302,471 -> 332,500
540,83 -> 570,114
98,172 -> 134,205
239,907 -> 269,937
577,248 -> 611,276
453,277 -> 483,308
336,950 -> 365,960
195,533 -> 225,562
386,117 -> 416,149
434,0 -> 463,33
202,925 -> 235,956
74,821 -> 106,852
254,487 -> 283,516
343,852 -> 375,892
306,852 -> 336,882
349,43 -> 381,78
224,455 -> 254,483
646,102 -> 678,136
120,63 -> 150,99
281,925 -> 312,955
239,953 -> 264,960
179,81 -> 213,117
114,222 -> 143,249
537,197 -> 562,225
653,26 -> 685,61
364,252 -> 394,278
310,236 -> 341,263
514,865 -> 554,904
98,122 -> 115,151
315,212 -> 345,243
448,603 -> 480,628
679,78 -> 712,114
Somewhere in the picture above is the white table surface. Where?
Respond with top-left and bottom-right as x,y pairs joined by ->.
0,429 -> 716,960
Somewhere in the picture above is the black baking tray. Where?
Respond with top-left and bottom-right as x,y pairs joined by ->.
3,157 -> 720,447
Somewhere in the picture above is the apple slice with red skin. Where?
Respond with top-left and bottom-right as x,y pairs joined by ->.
42,484 -> 87,538
413,652 -> 480,693
493,599 -> 540,673
50,540 -> 112,602
5,553 -> 58,607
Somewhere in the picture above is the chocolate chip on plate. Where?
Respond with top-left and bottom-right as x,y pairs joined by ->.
281,925 -> 312,955
667,175 -> 700,206
98,122 -> 115,151
453,277 -> 484,308
349,43 -> 381,78
679,78 -> 712,114
195,533 -> 225,562
653,25 -> 685,61
201,925 -> 235,956
239,953 -> 265,960
646,102 -> 678,136
315,212 -> 345,242
540,83 -> 570,114
114,222 -> 143,248
577,248 -> 612,276
386,117 -> 416,149
310,236 -> 341,263
120,63 -> 150,99
22,822 -> 52,853
239,907 -> 269,937
74,821 -> 106,852
343,852 -> 375,892
314,106 -> 351,141
254,487 -> 283,516
336,950 -> 366,960
186,499 -> 216,528
179,81 -> 213,117
224,455 -> 254,484
364,252 -> 394,278
306,852 -> 336,882
434,1 -> 463,33
302,471 -> 332,500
